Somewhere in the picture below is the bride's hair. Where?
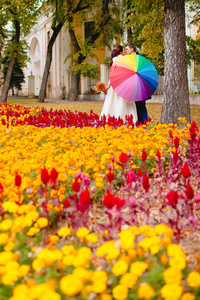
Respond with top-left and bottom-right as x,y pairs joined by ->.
110,45 -> 123,66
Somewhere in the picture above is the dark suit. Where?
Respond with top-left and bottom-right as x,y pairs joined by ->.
135,52 -> 150,123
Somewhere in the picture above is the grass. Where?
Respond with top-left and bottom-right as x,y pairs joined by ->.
5,98 -> 200,127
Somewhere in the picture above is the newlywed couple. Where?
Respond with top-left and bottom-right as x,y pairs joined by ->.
100,43 -> 148,125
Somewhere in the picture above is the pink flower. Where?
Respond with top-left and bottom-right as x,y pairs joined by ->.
173,150 -> 179,164
126,169 -> 137,185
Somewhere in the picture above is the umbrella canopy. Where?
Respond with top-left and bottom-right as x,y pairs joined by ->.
109,54 -> 159,102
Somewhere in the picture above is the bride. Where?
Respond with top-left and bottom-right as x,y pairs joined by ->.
100,45 -> 138,123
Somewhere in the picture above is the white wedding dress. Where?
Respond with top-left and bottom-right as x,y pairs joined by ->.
100,55 -> 138,123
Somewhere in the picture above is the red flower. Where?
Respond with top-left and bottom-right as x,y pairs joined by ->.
156,150 -> 161,159
103,191 -> 116,209
50,168 -> 58,182
169,130 -> 173,140
41,166 -> 49,185
107,171 -> 115,183
173,150 -> 179,164
185,183 -> 194,200
115,197 -> 125,208
72,177 -> 80,193
64,199 -> 71,208
142,149 -> 147,162
119,152 -> 128,164
15,174 -> 22,187
174,137 -> 180,148
1,119 -> 6,125
0,183 -> 3,193
80,189 -> 90,210
166,190 -> 178,208
137,168 -> 143,177
181,163 -> 191,179
142,174 -> 150,192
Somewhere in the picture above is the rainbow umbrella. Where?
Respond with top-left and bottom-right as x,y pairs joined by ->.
109,54 -> 159,101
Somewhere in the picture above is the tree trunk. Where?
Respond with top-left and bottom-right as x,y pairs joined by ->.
37,23 -> 63,102
0,20 -> 20,103
160,0 -> 190,125
68,70 -> 80,101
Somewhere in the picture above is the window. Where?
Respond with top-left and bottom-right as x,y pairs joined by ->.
84,21 -> 95,40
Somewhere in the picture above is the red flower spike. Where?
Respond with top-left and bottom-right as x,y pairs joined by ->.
15,174 -> 22,188
156,150 -> 161,159
173,150 -> 179,164
173,137 -> 180,148
72,177 -> 81,193
50,168 -> 59,182
166,190 -> 178,208
142,149 -> 147,162
181,163 -> 191,179
80,189 -> 90,211
185,183 -> 194,200
41,167 -> 49,185
137,168 -> 143,177
64,199 -> 71,208
103,191 -> 116,209
169,130 -> 173,140
107,171 -> 115,183
119,152 -> 128,164
142,174 -> 150,192
0,183 -> 3,193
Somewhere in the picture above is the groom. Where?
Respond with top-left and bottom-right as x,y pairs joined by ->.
125,43 -> 150,124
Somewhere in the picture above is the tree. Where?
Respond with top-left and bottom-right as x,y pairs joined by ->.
160,0 -> 190,124
1,53 -> 25,95
0,0 -> 41,102
38,0 -> 122,102
128,0 -> 195,125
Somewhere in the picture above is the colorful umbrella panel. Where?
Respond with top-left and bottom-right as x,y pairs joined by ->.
109,54 -> 159,102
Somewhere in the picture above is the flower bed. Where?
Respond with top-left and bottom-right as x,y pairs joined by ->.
0,104 -> 200,299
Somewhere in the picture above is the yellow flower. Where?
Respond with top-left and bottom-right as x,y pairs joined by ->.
38,291 -> 61,300
91,270 -> 108,284
161,284 -> 183,300
112,284 -> 128,300
167,244 -> 185,258
120,273 -> 138,288
100,293 -> 113,300
119,229 -> 134,250
86,233 -> 98,243
169,256 -> 186,270
0,219 -> 13,231
92,281 -> 107,293
112,260 -> 128,276
130,261 -> 147,276
76,227 -> 89,238
27,227 -> 40,236
0,233 -> 9,245
138,283 -> 155,299
57,227 -> 71,237
32,259 -> 45,270
163,267 -> 182,285
73,247 -> 92,267
62,244 -> 74,255
49,235 -> 59,244
181,293 -> 195,300
73,267 -> 91,282
35,217 -> 48,228
60,274 -> 83,296
187,271 -> 200,288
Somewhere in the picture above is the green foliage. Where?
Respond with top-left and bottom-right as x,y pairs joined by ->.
72,61 -> 99,79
